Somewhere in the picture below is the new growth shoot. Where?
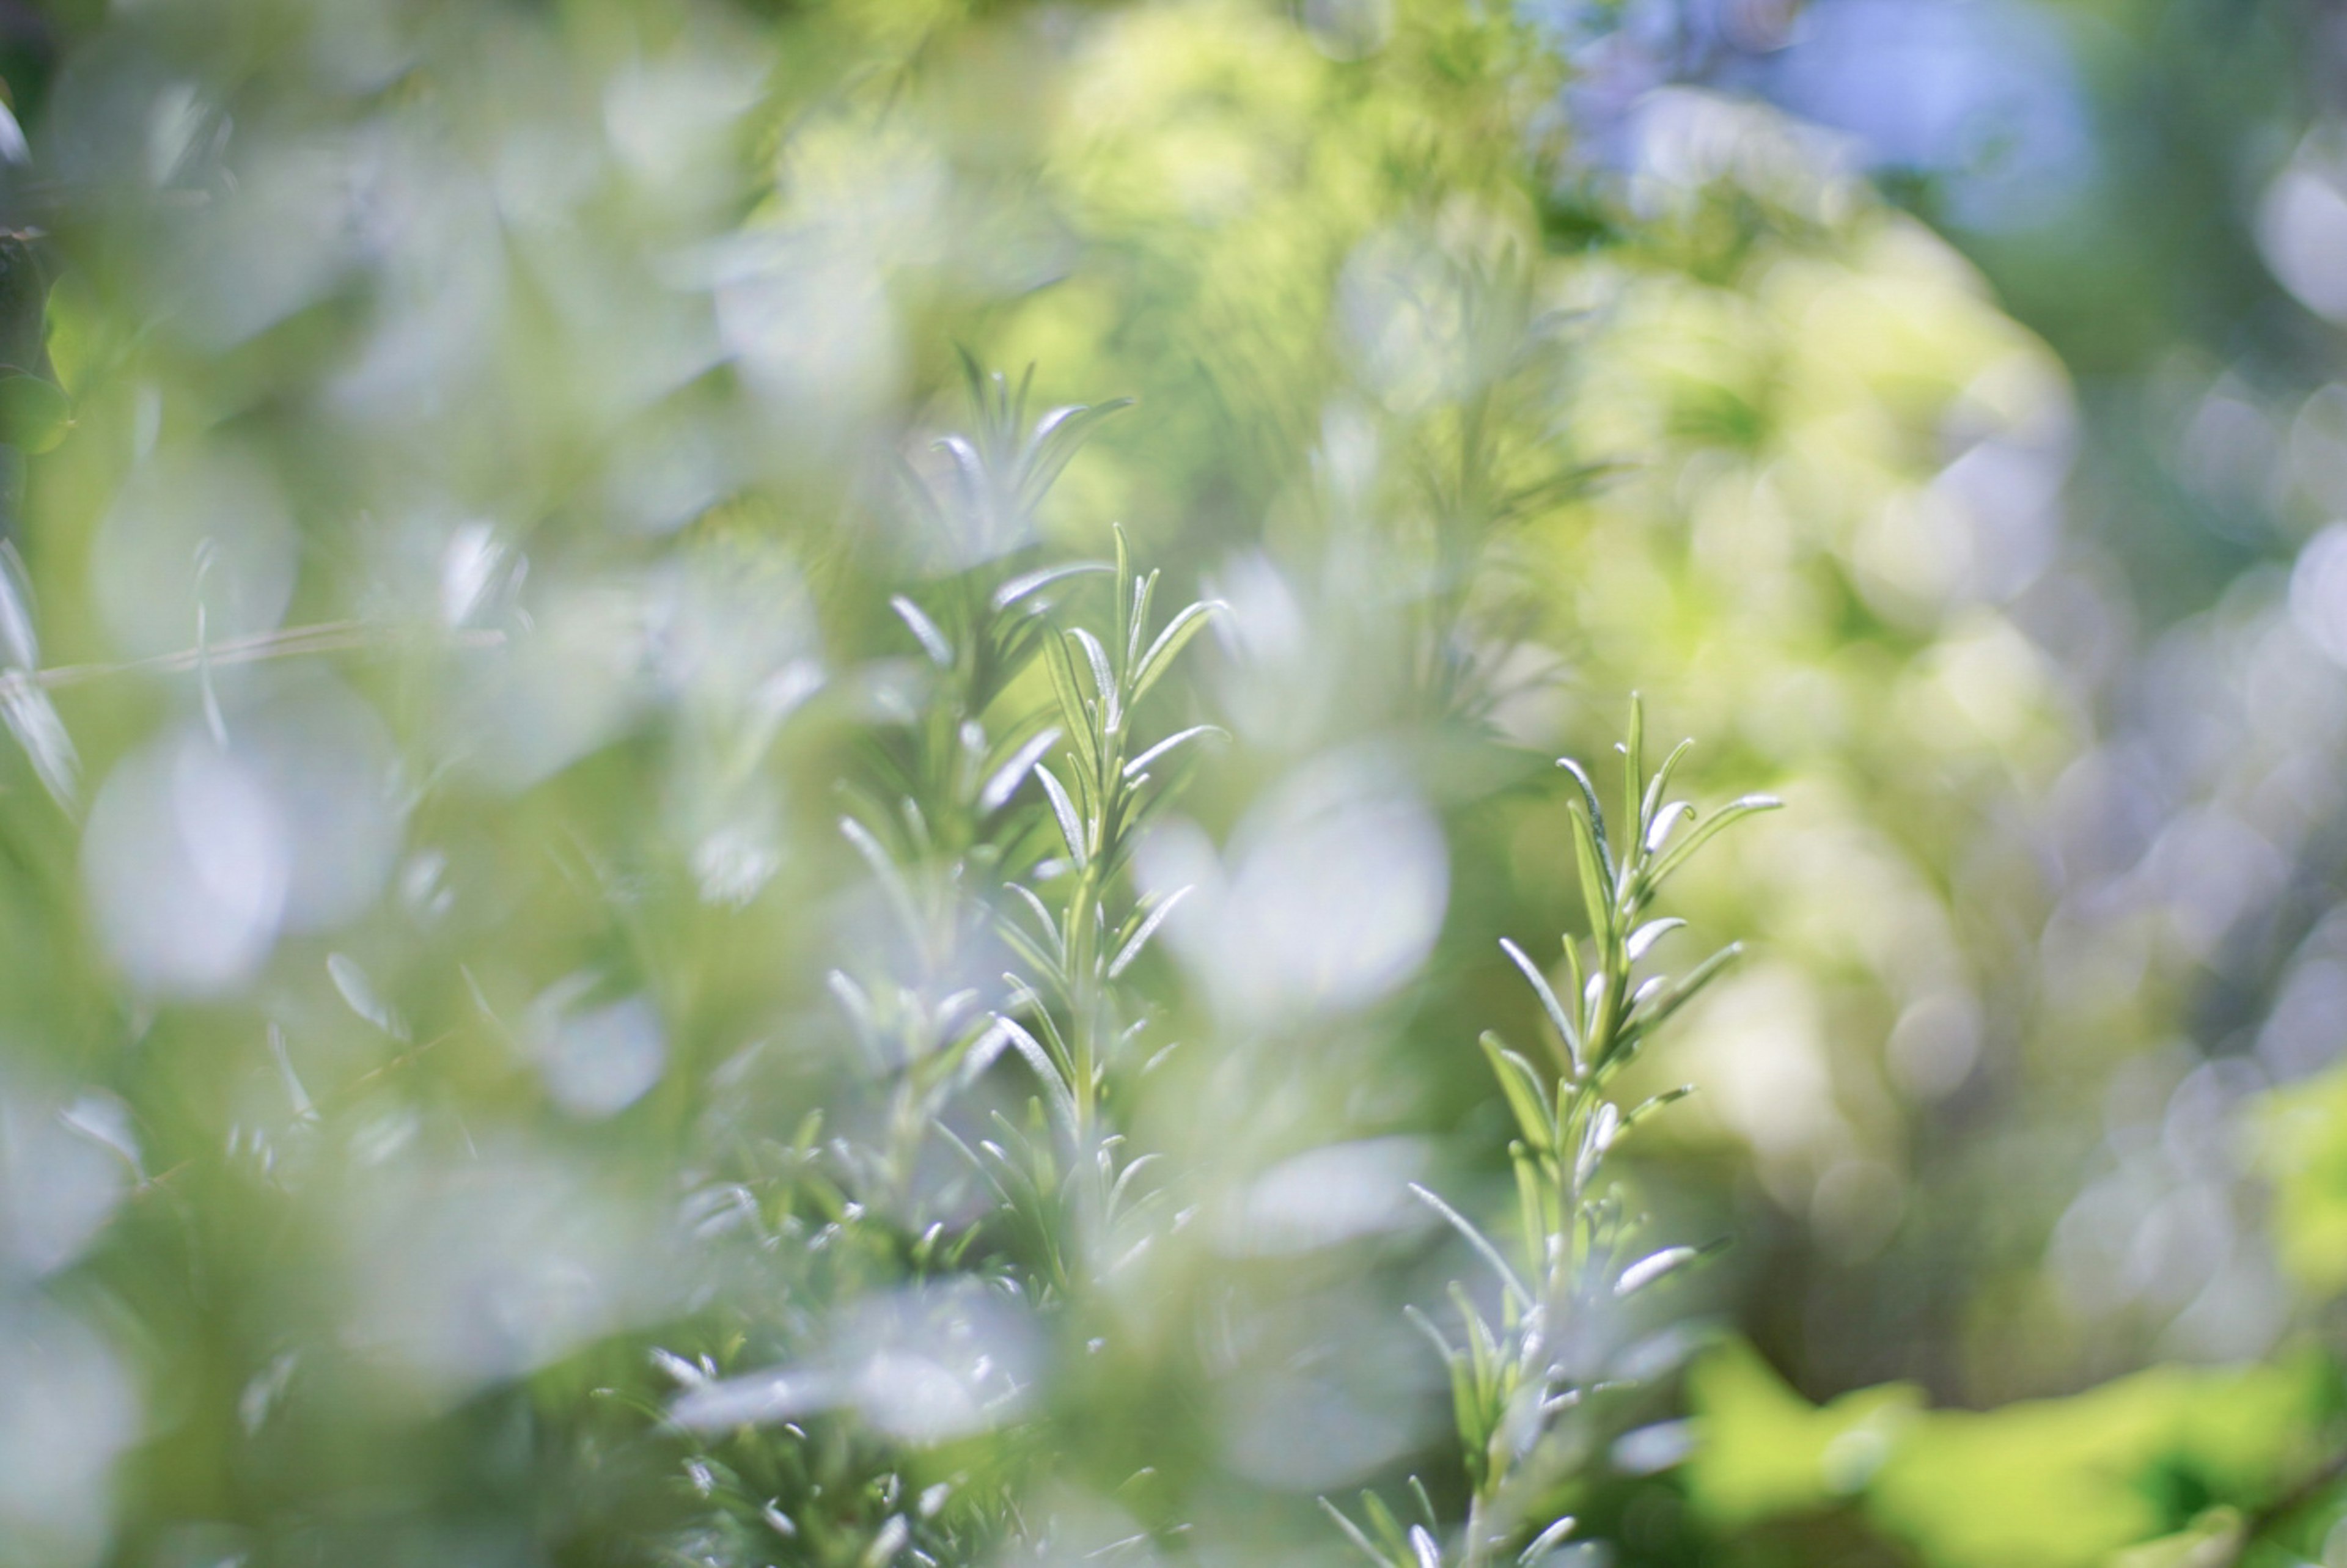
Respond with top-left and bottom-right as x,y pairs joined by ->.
1328,700 -> 1779,1568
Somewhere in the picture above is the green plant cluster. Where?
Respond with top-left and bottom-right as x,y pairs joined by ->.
1,0 -> 2347,1567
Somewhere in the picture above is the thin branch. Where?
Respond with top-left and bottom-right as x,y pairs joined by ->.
34,620 -> 505,690
2216,1437 -> 2347,1567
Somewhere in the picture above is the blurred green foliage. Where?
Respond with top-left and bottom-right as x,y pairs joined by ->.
0,0 -> 2344,1566
1691,1338 -> 2334,1568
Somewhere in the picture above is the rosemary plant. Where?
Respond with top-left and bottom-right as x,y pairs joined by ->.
1329,702 -> 1778,1567
661,370 -> 1221,1566
911,528 -> 1223,1407
829,357 -> 1136,1213
991,518 -> 1220,1154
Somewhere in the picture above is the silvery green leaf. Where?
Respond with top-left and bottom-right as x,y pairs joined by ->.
1111,521 -> 1132,628
1632,942 -> 1742,1032
1612,1420 -> 1696,1475
1408,1525 -> 1441,1568
0,670 -> 76,811
1574,1101 -> 1618,1188
1625,918 -> 1684,962
991,1015 -> 1078,1137
1039,632 -> 1100,780
957,1019 -> 1013,1089
1478,1033 -> 1554,1153
1129,599 -> 1222,704
980,727 -> 1062,813
957,346 -> 1011,428
1069,626 -> 1120,733
1013,984 -> 1081,1082
194,590 -> 229,750
1565,802 -> 1611,943
1520,1517 -> 1578,1563
938,986 -> 985,1042
328,952 -> 409,1041
1639,738 -> 1694,833
840,816 -> 924,942
1034,761 -> 1087,868
1062,742 -> 1098,830
1402,1302 -> 1458,1365
826,970 -> 875,1033
889,595 -> 953,668
1555,758 -> 1614,886
671,1363 -> 842,1431
1408,1476 -> 1440,1532
861,1514 -> 909,1568
1621,697 -> 1645,840
931,433 -> 996,534
1107,1151 -> 1161,1214
1363,1489 -> 1415,1561
1107,885 -> 1190,978
268,1024 -> 315,1120
58,1091 -> 141,1174
993,561 -> 1110,610
1013,398 -> 1131,514
1122,724 -> 1225,780
1499,937 -> 1581,1074
1623,1084 -> 1695,1130
1320,1499 -> 1390,1567
1126,569 -> 1159,669
649,1347 -> 708,1388
1644,800 -> 1694,855
0,540 -> 36,669
1614,1245 -> 1699,1297
1648,794 -> 1782,885
1004,882 -> 1064,958
1409,1182 -> 1533,1313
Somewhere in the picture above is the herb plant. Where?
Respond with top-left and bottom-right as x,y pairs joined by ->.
1331,703 -> 1777,1567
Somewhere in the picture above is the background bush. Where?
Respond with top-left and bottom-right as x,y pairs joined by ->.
2,0 -> 2347,1564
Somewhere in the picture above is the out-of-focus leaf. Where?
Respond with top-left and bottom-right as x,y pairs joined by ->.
1034,762 -> 1087,869
1614,1244 -> 1699,1297
889,595 -> 954,669
1039,630 -> 1099,780
0,374 -> 66,455
1684,1341 -> 1922,1528
1015,398 -> 1133,515
1068,625 -> 1119,733
1107,885 -> 1189,978
0,540 -> 36,669
2258,1058 -> 2347,1296
1122,723 -> 1224,781
980,726 -> 1062,813
0,669 -> 75,811
328,952 -> 410,1041
993,562 -> 1111,611
1688,1340 -> 2329,1568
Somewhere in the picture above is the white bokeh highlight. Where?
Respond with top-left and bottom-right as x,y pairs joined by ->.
1139,749 -> 1448,1030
